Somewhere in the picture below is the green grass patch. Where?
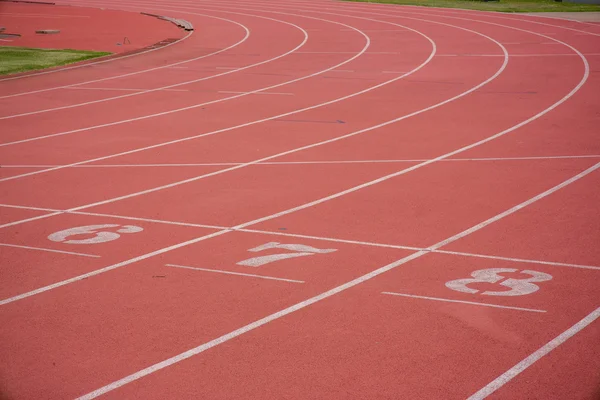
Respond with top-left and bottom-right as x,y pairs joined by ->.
344,0 -> 600,13
0,46 -> 111,76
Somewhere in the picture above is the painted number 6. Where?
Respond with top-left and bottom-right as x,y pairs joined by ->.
445,268 -> 553,297
48,224 -> 143,244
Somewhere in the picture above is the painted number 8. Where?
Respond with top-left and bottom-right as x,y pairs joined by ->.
445,268 -> 553,297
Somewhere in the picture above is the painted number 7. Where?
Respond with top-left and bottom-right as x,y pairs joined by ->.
236,242 -> 337,267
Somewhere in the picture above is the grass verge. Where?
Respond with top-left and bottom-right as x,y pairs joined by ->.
0,46 -> 111,76
344,0 -> 600,13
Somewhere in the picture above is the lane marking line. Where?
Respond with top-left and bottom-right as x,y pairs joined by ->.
65,87 -> 190,92
381,292 -> 546,313
468,307 -> 600,399
3,154 -> 599,168
2,203 -> 598,271
0,243 -> 100,258
218,90 -> 294,95
432,250 -> 600,271
166,264 -> 305,283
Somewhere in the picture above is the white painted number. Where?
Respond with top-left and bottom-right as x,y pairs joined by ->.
237,242 -> 337,267
445,268 -> 552,297
48,224 -> 143,244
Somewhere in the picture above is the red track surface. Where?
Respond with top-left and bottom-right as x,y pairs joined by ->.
0,0 -> 599,399
0,2 -> 184,52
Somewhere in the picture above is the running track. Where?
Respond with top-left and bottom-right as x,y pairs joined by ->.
1,0 -> 599,398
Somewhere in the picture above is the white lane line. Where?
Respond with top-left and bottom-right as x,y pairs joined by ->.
0,243 -> 100,258
0,163 -> 239,168
0,10 -> 302,121
340,29 -> 405,32
75,162 -> 599,400
296,51 -> 402,54
0,13 -> 91,17
433,249 -> 600,271
381,292 -> 546,313
3,202 -> 598,271
296,51 -> 359,54
218,90 -> 294,95
2,155 -> 600,168
65,87 -> 190,92
166,264 -> 304,283
0,211 -> 64,229
437,54 -> 501,57
468,307 -> 600,399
